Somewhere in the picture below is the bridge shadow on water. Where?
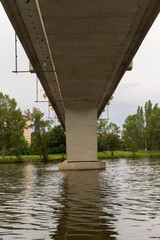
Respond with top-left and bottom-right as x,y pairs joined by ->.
50,170 -> 118,240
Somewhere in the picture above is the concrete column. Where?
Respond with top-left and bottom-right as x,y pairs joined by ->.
59,108 -> 106,170
66,108 -> 97,162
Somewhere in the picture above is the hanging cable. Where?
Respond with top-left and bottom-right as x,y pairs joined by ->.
107,104 -> 110,120
48,102 -> 50,118
15,32 -> 18,73
36,76 -> 38,102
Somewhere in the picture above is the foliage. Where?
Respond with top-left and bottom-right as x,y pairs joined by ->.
97,119 -> 108,134
9,109 -> 27,159
0,92 -> 27,160
6,139 -> 32,156
122,100 -> 160,152
25,107 -> 53,161
122,114 -> 141,153
97,119 -> 120,157
48,125 -> 66,153
97,119 -> 108,152
147,108 -> 160,150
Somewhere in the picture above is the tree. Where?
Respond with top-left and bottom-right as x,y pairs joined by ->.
122,114 -> 140,155
106,123 -> 120,157
97,119 -> 108,134
25,107 -> 53,161
122,100 -> 160,153
48,125 -> 66,153
144,100 -> 152,125
97,119 -> 108,151
144,100 -> 160,150
136,106 -> 145,150
0,92 -> 27,160
144,100 -> 152,150
97,119 -> 120,156
106,133 -> 120,157
0,93 -> 11,160
147,108 -> 160,150
9,110 -> 27,159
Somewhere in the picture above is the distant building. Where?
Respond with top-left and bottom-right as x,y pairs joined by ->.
23,116 -> 31,145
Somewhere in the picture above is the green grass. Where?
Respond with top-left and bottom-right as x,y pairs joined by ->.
1,151 -> 160,164
98,150 -> 160,159
0,153 -> 66,164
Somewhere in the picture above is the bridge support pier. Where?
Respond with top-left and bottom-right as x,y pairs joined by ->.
58,108 -> 106,171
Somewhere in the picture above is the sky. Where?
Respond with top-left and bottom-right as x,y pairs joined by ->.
0,3 -> 160,128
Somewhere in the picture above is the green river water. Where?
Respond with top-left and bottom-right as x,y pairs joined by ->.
0,158 -> 160,240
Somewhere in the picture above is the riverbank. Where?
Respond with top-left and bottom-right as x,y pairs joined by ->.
1,151 -> 160,164
98,151 -> 160,159
0,153 -> 66,164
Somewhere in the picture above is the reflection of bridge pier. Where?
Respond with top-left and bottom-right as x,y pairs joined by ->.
51,171 -> 118,240
1,0 -> 160,170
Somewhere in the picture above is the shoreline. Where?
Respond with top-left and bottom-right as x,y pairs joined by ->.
0,151 -> 160,164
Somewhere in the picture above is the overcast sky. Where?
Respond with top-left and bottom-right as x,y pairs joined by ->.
0,3 -> 160,128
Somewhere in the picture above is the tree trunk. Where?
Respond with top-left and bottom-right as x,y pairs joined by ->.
39,153 -> 42,161
2,146 -> 5,161
111,150 -> 114,158
144,128 -> 147,151
15,144 -> 20,160
133,151 -> 136,157
145,136 -> 147,152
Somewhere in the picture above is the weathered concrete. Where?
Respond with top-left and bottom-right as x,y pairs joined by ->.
66,108 -> 97,162
58,107 -> 105,170
59,160 -> 106,171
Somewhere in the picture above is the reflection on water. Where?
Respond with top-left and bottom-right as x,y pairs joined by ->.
51,171 -> 117,240
0,159 -> 160,239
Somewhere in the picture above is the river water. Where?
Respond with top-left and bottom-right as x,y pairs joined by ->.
0,158 -> 160,240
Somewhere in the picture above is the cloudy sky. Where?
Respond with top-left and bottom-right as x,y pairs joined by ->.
0,3 -> 160,128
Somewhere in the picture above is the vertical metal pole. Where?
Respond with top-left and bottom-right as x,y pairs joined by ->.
36,76 -> 38,101
48,103 -> 50,118
107,104 -> 110,120
15,32 -> 18,72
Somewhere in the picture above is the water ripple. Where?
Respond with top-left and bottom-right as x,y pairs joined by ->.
0,160 -> 160,239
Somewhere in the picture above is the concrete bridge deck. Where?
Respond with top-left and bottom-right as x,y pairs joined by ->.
1,0 -> 160,170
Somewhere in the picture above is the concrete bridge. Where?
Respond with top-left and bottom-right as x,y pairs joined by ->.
2,0 -> 160,170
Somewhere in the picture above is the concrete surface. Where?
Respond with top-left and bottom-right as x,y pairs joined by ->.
58,160 -> 106,171
66,108 -> 97,162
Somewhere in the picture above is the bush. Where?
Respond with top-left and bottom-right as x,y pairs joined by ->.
52,144 -> 66,154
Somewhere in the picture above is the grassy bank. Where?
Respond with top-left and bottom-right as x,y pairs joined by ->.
1,151 -> 160,164
98,151 -> 160,159
0,153 -> 66,164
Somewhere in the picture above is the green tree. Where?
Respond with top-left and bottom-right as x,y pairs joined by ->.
136,106 -> 145,149
48,125 -> 66,153
97,119 -> 108,134
97,119 -> 108,151
0,92 -> 27,160
147,108 -> 160,150
144,100 -> 152,125
97,119 -> 120,156
144,100 -> 152,150
122,100 -> 160,153
25,107 -> 53,161
144,100 -> 160,150
106,123 -> 120,157
9,110 -> 27,159
122,114 -> 140,154
0,93 -> 11,160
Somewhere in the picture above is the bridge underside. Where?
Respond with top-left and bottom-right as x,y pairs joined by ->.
1,0 -> 160,170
